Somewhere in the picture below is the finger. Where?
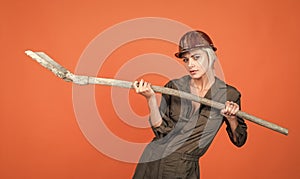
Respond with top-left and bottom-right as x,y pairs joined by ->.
228,101 -> 236,113
133,81 -> 138,89
230,102 -> 239,114
139,79 -> 144,87
143,80 -> 148,87
229,104 -> 236,114
222,101 -> 231,116
220,108 -> 226,116
232,107 -> 239,115
231,104 -> 240,116
147,83 -> 152,91
221,108 -> 231,116
222,101 -> 232,116
143,81 -> 148,90
136,79 -> 143,92
133,81 -> 140,93
225,102 -> 232,113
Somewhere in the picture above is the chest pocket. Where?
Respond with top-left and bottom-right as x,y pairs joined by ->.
195,107 -> 223,131
169,97 -> 190,121
200,107 -> 223,120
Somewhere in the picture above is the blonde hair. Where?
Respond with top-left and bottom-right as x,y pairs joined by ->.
202,47 -> 218,68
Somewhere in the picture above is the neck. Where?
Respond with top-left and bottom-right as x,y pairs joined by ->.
190,69 -> 215,91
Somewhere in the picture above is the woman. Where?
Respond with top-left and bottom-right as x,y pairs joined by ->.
132,30 -> 247,179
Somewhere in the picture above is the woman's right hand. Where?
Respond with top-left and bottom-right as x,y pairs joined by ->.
133,79 -> 155,99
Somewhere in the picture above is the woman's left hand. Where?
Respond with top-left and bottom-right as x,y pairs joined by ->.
220,101 -> 239,121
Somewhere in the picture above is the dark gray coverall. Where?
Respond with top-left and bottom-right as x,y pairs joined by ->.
133,75 -> 247,179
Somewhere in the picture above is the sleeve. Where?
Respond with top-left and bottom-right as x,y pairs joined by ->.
150,81 -> 178,139
224,89 -> 248,147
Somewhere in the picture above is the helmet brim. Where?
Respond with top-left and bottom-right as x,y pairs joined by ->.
175,45 -> 216,58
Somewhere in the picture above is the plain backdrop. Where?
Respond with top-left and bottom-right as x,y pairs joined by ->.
1,0 -> 300,178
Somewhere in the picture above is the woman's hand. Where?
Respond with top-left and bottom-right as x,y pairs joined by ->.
133,79 -> 155,100
133,79 -> 162,127
221,101 -> 240,142
220,101 -> 239,122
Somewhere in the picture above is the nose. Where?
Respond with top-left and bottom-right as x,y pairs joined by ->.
188,58 -> 195,68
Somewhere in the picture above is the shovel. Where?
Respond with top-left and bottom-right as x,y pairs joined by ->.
25,50 -> 289,136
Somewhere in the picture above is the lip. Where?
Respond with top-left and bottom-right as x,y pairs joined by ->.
189,69 -> 198,75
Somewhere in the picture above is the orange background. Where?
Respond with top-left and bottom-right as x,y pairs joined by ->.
1,0 -> 300,178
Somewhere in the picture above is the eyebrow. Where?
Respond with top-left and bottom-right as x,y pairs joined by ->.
181,51 -> 203,59
191,53 -> 201,56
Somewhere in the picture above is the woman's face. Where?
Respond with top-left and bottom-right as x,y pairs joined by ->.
181,49 -> 210,79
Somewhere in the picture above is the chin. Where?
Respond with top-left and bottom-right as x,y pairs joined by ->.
190,74 -> 203,79
189,71 -> 204,78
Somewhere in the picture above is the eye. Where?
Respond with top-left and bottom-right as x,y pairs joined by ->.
182,58 -> 189,63
193,55 -> 201,60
